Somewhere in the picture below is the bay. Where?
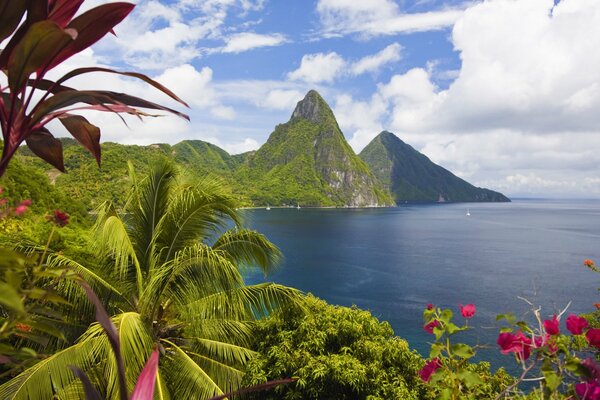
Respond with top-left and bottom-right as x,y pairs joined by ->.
242,199 -> 600,367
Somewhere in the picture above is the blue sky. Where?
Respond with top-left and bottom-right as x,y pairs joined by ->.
55,0 -> 600,197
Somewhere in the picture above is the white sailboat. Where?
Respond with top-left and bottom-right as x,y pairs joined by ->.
266,205 -> 271,210
466,208 -> 471,216
296,203 -> 301,209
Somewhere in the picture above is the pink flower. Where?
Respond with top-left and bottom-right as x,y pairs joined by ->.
427,303 -> 434,310
460,304 -> 476,319
566,314 -> 589,335
419,358 -> 442,382
586,329 -> 600,348
20,199 -> 31,206
14,205 -> 28,216
497,331 -> 532,361
544,315 -> 560,336
582,358 -> 600,382
423,320 -> 440,334
575,381 -> 600,400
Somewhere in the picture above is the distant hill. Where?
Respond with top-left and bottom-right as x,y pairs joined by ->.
359,131 -> 510,203
235,90 -> 393,207
9,92 -> 509,210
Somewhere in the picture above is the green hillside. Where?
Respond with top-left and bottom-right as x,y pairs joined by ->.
359,131 -> 510,203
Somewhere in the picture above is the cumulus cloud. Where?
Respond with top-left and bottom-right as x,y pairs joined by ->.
221,32 -> 286,53
316,0 -> 466,37
287,52 -> 347,83
331,0 -> 600,196
350,43 -> 402,75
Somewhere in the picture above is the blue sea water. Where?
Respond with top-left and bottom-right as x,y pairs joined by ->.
242,199 -> 600,368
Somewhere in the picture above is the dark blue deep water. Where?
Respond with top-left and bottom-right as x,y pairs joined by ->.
242,199 -> 600,368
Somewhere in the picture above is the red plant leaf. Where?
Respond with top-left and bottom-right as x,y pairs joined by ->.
57,67 -> 189,107
46,2 -> 135,71
30,90 -> 116,125
130,349 -> 159,400
77,281 -> 128,400
48,0 -> 85,28
0,0 -> 27,43
59,114 -> 101,166
26,0 -> 49,23
25,128 -> 64,172
93,91 -> 190,121
69,366 -> 103,400
7,20 -> 74,92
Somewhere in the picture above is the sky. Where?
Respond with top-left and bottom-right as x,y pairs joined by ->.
43,0 -> 600,198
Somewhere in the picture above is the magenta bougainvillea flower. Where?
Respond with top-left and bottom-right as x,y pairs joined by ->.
497,331 -> 532,361
427,303 -> 434,310
424,320 -> 440,334
566,314 -> 589,335
419,358 -> 442,382
584,259 -> 595,268
575,381 -> 600,400
544,315 -> 560,336
459,304 -> 476,319
586,329 -> 600,349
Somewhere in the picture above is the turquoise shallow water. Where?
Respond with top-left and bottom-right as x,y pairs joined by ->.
242,199 -> 600,367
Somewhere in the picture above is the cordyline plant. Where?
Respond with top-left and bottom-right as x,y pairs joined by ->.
0,0 -> 189,176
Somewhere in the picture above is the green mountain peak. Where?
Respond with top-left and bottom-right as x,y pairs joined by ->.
360,131 -> 510,203
290,89 -> 335,124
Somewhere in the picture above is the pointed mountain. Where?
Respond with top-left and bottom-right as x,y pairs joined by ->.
359,131 -> 510,203
236,91 -> 393,206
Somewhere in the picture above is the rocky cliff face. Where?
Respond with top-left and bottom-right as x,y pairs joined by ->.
239,90 -> 393,207
360,131 -> 510,203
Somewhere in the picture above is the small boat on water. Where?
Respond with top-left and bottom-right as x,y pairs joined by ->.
466,208 -> 471,216
297,203 -> 301,209
266,205 -> 271,210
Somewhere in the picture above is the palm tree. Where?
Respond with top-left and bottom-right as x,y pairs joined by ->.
0,161 -> 302,399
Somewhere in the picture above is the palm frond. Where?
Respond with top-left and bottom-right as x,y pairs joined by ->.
0,340 -> 97,400
212,228 -> 282,275
161,339 -> 226,400
156,181 -> 240,263
140,244 -> 244,317
128,160 -> 175,270
155,369 -> 171,400
93,210 -> 142,297
181,283 -> 304,322
81,312 -> 155,399
192,338 -> 258,366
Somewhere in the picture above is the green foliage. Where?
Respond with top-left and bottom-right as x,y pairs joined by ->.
360,131 -> 510,203
0,161 -> 303,399
242,294 -> 428,400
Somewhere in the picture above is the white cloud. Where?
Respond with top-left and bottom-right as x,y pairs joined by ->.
350,43 -> 402,75
287,52 -> 347,83
316,0 -> 466,37
262,90 -> 305,110
221,32 -> 286,53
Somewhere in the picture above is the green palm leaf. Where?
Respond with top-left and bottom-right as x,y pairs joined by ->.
212,228 -> 283,275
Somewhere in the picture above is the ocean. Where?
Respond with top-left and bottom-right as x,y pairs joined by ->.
242,199 -> 600,367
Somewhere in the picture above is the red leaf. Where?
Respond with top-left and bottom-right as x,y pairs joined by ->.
46,2 -> 135,70
93,91 -> 190,121
26,0 -> 49,23
131,349 -> 159,400
58,114 -> 101,166
0,0 -> 27,43
7,20 -> 74,92
48,0 -> 85,28
57,67 -> 190,107
30,90 -> 115,125
25,128 -> 64,172
77,281 -> 128,400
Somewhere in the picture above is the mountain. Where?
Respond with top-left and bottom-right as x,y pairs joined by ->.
359,131 -> 510,203
235,90 -> 393,207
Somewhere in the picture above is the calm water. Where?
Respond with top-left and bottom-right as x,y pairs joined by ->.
242,199 -> 600,367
